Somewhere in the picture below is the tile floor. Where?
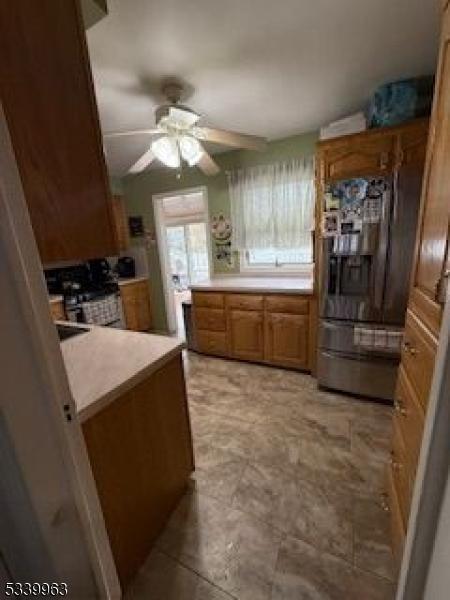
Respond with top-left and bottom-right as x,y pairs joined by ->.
126,352 -> 396,600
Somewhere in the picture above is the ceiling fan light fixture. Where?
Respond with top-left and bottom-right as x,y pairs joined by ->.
179,135 -> 204,166
151,135 -> 180,168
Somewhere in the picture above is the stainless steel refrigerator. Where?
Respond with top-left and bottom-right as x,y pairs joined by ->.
317,176 -> 421,401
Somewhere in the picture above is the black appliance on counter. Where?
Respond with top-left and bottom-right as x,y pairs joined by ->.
45,261 -> 121,325
116,256 -> 136,279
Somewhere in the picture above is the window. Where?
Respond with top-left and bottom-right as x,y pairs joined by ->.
227,159 -> 315,272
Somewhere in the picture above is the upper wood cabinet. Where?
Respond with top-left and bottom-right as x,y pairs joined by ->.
112,195 -> 130,252
397,120 -> 430,168
317,119 -> 429,184
409,10 -> 450,337
0,1 -> 118,263
318,134 -> 395,181
227,309 -> 264,362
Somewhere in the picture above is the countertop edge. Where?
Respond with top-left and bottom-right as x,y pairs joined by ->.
117,276 -> 149,287
76,342 -> 185,423
190,285 -> 314,295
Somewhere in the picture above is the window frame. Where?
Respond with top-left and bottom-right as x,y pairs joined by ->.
239,248 -> 314,276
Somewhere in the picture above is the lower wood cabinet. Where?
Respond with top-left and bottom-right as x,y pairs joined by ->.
196,330 -> 228,356
82,355 -> 194,589
192,291 -> 316,371
265,312 -> 309,369
119,279 -> 152,332
228,309 -> 264,361
386,464 -> 406,566
49,298 -> 66,321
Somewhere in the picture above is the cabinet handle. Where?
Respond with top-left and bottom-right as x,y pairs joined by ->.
394,398 -> 407,416
435,269 -> 450,305
390,453 -> 403,471
380,492 -> 390,513
379,151 -> 389,170
402,341 -> 417,356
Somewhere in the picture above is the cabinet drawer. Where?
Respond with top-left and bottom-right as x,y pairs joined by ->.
265,295 -> 310,315
193,292 -> 224,308
226,293 -> 264,311
394,365 -> 425,479
386,465 -> 406,567
194,307 -> 226,332
401,310 -> 437,410
391,420 -> 412,524
196,331 -> 228,356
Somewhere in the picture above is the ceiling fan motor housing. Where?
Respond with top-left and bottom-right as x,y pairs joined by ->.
155,103 -> 200,127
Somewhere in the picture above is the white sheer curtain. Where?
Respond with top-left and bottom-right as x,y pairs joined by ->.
227,158 -> 315,260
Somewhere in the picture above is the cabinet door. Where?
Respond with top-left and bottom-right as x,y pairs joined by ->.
322,134 -> 395,181
136,282 -> 152,331
265,312 -> 309,369
228,310 -> 264,361
112,195 -> 130,252
409,9 -> 450,336
121,281 -> 152,332
0,1 -> 118,262
49,300 -> 66,322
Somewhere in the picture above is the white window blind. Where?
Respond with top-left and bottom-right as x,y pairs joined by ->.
227,158 -> 315,266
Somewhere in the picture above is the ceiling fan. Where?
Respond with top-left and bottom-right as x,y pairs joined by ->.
103,82 -> 268,176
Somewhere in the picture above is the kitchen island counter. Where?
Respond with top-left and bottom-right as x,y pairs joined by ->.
62,324 -> 192,588
61,325 -> 184,422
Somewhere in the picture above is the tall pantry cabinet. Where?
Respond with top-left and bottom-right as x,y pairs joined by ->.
386,1 -> 450,565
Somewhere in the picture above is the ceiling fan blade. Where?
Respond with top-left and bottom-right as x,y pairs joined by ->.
104,128 -> 161,139
198,151 -> 220,176
197,127 -> 267,151
128,148 -> 155,174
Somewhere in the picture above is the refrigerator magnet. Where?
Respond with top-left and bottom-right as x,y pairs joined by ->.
322,212 -> 340,236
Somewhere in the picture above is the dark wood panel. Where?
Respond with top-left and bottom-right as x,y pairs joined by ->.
0,0 -> 118,262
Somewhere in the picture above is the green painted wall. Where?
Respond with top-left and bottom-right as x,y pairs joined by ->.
109,176 -> 124,195
121,130 -> 318,330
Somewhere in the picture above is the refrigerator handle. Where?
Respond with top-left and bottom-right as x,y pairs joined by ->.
373,183 -> 392,311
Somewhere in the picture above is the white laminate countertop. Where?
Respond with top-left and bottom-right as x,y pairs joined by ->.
117,276 -> 149,287
60,325 -> 184,423
190,276 -> 314,295
49,294 -> 64,304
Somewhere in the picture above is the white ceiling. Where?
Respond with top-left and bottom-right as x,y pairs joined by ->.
87,0 -> 440,176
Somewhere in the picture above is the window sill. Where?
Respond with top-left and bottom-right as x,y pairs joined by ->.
238,264 -> 314,278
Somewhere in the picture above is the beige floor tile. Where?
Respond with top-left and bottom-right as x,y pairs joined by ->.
191,442 -> 247,503
233,460 -> 353,560
129,352 -> 397,600
157,491 -> 283,600
353,496 -> 396,582
125,549 -> 234,600
272,536 -> 395,600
